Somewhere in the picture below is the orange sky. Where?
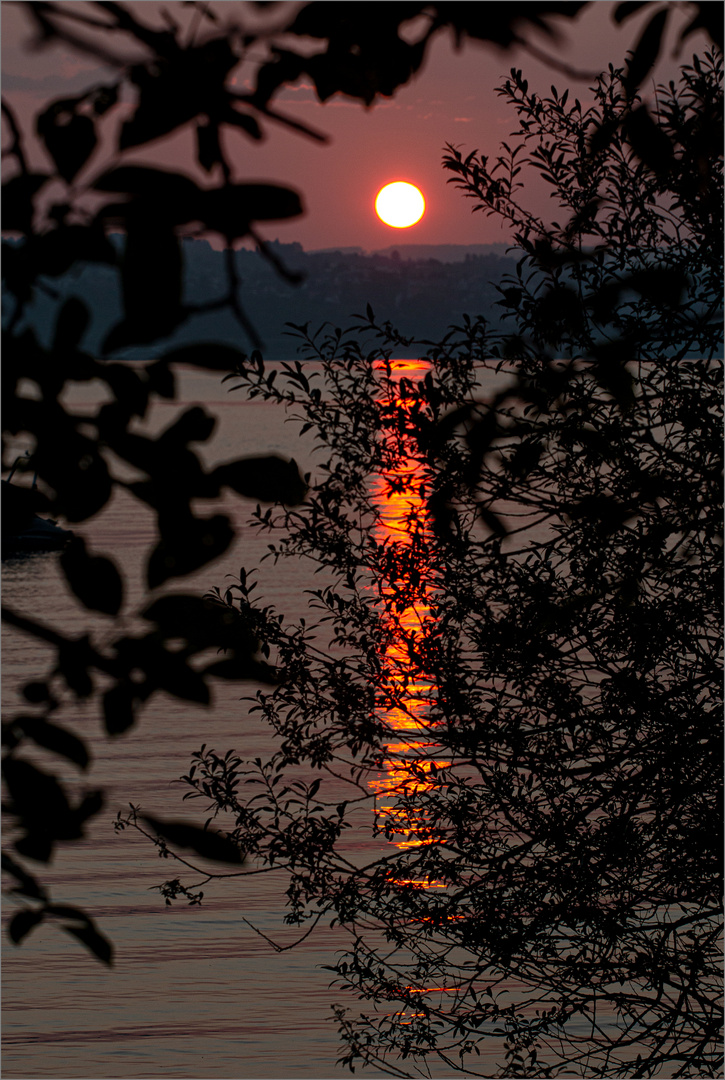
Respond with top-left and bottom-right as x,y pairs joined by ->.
1,2 -> 712,250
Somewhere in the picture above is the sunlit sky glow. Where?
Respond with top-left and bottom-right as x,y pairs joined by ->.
0,3 -> 711,250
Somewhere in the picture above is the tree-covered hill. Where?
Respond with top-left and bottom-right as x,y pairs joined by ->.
6,238 -> 517,360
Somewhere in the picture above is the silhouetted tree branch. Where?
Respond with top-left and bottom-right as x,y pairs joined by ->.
2,0 -> 720,994
125,51 -> 722,1076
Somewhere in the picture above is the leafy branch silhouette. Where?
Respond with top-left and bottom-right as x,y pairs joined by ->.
1,0 -> 720,1025
122,53 -> 722,1076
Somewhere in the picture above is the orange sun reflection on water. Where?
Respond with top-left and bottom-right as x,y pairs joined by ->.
368,359 -> 449,880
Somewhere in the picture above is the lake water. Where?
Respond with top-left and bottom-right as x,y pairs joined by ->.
2,363 -> 486,1080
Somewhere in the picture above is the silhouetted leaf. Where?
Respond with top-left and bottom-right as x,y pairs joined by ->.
3,758 -> 71,828
160,406 -> 216,447
564,197 -> 602,239
565,495 -> 633,533
624,8 -> 669,95
592,342 -> 636,410
478,505 -> 507,538
13,833 -> 53,863
116,217 -> 183,345
75,790 -> 104,825
223,108 -> 262,140
2,173 -> 50,233
120,69 -> 200,150
626,267 -> 686,307
120,38 -> 238,150
37,100 -> 97,182
588,116 -> 620,157
614,1 -> 650,23
33,426 -> 112,522
144,594 -> 254,653
102,684 -> 136,736
213,455 -> 308,504
92,164 -> 200,207
680,4 -> 724,49
61,922 -> 114,965
429,402 -> 476,454
15,717 -> 90,770
57,638 -> 94,698
153,654 -> 211,704
252,46 -> 308,106
428,487 -> 458,542
60,537 -> 124,616
142,815 -> 243,864
508,440 -> 542,479
197,119 -> 222,172
625,106 -> 676,175
143,594 -> 210,632
1,853 -> 48,901
433,3 -> 589,49
53,298 -> 90,352
497,287 -> 522,309
2,755 -> 94,862
8,908 -> 44,944
199,184 -> 303,239
147,514 -> 235,588
146,360 -> 176,399
44,904 -> 89,921
30,224 -> 117,276
101,364 -> 150,419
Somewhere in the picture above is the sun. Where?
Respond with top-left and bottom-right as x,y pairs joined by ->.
375,182 -> 425,228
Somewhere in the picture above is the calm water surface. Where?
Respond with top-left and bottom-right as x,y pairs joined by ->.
3,364 -> 483,1080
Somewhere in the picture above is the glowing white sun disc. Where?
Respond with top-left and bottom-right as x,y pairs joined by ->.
375,182 -> 425,228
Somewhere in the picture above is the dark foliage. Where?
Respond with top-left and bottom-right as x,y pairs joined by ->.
0,0 -> 719,1004
124,54 -> 723,1077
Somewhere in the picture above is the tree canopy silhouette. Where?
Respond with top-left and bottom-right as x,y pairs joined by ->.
120,48 -> 723,1077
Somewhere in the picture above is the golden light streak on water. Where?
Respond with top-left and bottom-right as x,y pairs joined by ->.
368,359 -> 449,868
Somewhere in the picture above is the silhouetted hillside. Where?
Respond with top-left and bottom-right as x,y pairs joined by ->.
4,238 -> 518,360
369,243 -> 513,263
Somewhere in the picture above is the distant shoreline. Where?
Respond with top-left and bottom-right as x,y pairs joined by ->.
309,242 -> 515,263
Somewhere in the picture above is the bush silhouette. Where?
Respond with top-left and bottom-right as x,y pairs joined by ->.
2,6 -> 721,1054
124,54 -> 723,1076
